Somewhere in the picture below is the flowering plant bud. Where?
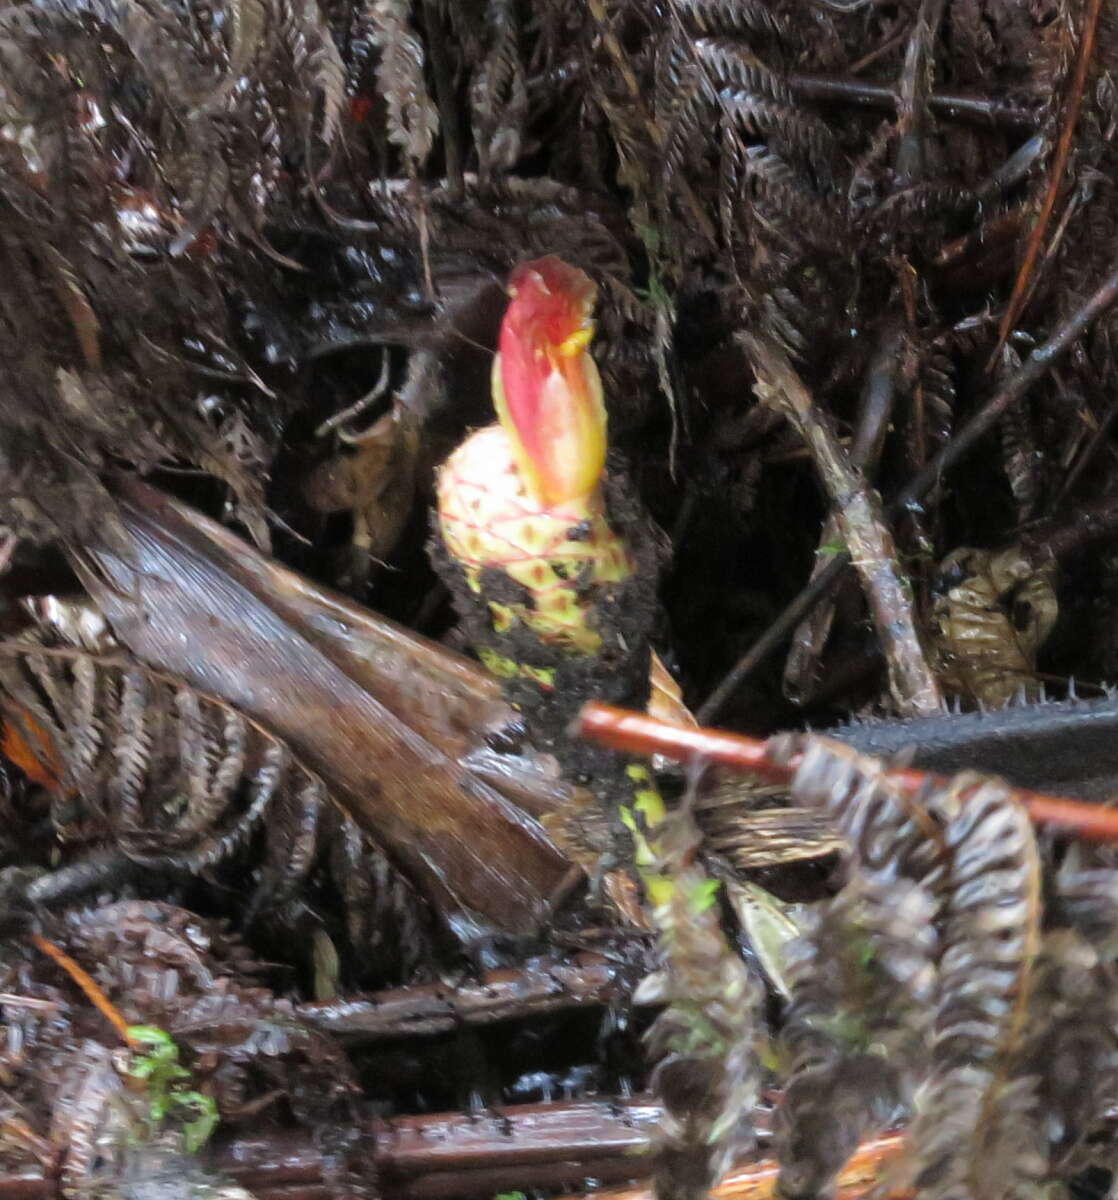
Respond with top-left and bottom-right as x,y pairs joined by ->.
492,256 -> 607,507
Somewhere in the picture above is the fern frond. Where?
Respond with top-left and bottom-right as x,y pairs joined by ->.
905,775 -> 1045,1200
930,546 -> 1058,708
639,791 -> 763,1200
0,643 -> 299,869
365,0 -> 438,167
692,38 -> 837,188
776,875 -> 937,1199
673,0 -> 794,43
470,0 -> 527,182
771,739 -> 1048,1200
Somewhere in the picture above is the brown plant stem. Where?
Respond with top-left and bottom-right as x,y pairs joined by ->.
577,702 -> 1118,845
742,333 -> 943,717
28,932 -> 135,1047
788,74 -> 1035,132
990,0 -> 1104,367
296,951 -> 653,1041
0,1100 -> 686,1199
1022,493 -> 1118,562
0,1103 -> 947,1200
700,256 -> 1118,722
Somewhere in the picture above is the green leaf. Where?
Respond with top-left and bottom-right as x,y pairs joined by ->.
688,877 -> 721,914
177,1092 -> 220,1153
127,1026 -> 176,1049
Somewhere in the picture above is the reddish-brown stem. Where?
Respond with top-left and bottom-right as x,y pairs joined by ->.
576,702 -> 1118,844
28,933 -> 135,1046
990,0 -> 1103,366
555,1132 -> 906,1200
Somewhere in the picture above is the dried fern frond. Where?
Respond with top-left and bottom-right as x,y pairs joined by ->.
903,774 -> 1045,1200
0,640 -> 321,871
366,0 -> 438,168
0,0 -> 359,549
768,738 -> 1048,1200
930,545 -> 1059,709
689,38 -> 838,190
470,0 -> 526,183
671,0 -> 795,44
1023,928 -> 1118,1174
764,736 -> 943,1195
766,734 -> 948,888
5,898 -> 370,1193
0,633 -> 437,983
637,792 -> 763,1200
775,875 -> 937,1199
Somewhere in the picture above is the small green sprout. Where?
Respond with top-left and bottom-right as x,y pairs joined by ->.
126,1025 -> 219,1153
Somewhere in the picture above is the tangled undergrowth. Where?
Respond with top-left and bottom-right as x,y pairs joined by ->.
5,2 -> 1118,1200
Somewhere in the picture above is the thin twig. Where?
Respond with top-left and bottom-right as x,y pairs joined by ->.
314,352 -> 392,439
780,316 -> 901,699
989,0 -> 1103,367
28,932 -> 135,1046
742,334 -> 942,716
700,256 -> 1118,722
1023,492 -> 1118,562
578,702 -> 1118,845
788,74 -> 1036,131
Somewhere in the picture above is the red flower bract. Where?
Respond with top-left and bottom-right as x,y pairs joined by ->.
493,256 -> 607,507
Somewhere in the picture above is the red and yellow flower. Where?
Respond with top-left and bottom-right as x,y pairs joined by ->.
436,256 -> 633,657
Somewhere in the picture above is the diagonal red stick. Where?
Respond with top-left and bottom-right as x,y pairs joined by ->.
575,702 -> 1118,844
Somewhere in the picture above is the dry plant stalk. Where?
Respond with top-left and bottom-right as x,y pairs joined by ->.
741,333 -> 943,717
